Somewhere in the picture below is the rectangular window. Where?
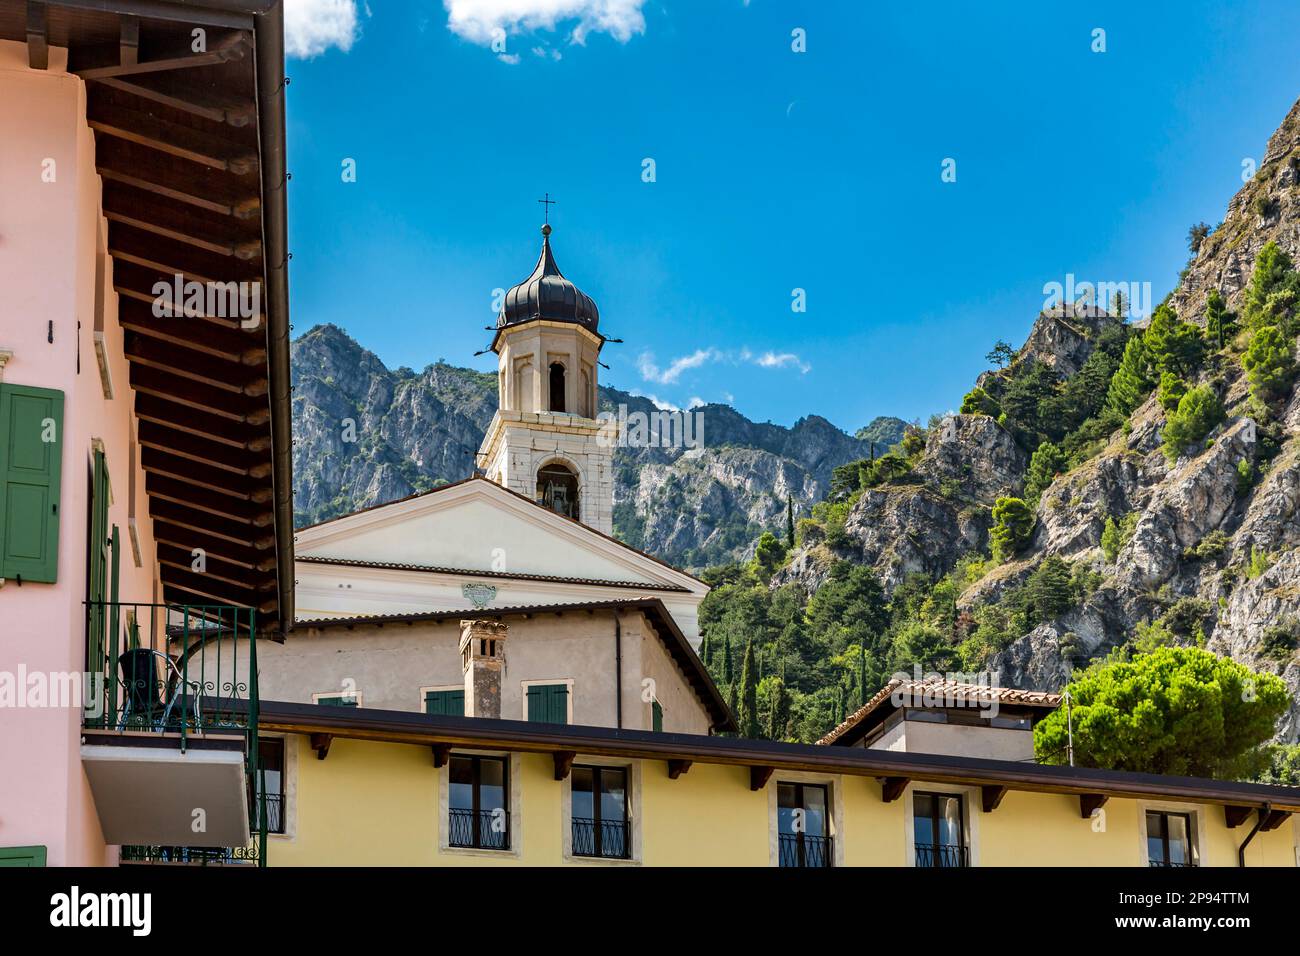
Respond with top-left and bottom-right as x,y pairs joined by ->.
0,846 -> 47,867
1146,811 -> 1196,867
913,792 -> 968,868
572,766 -> 630,860
425,688 -> 465,716
248,738 -> 285,835
777,782 -> 832,868
0,384 -> 64,584
526,682 -> 569,724
448,755 -> 509,850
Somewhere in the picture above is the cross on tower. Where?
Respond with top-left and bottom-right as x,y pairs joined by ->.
537,192 -> 557,224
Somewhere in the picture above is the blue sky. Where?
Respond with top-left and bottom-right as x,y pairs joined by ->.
283,0 -> 1300,433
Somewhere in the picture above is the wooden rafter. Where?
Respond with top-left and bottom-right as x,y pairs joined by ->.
25,1 -> 46,70
667,759 -> 692,779
880,776 -> 909,802
981,785 -> 1008,813
1079,793 -> 1109,819
92,76 -> 255,127
750,766 -> 774,791
553,751 -> 577,781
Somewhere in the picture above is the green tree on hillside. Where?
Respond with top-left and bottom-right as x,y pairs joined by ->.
1106,334 -> 1153,417
1162,385 -> 1225,463
960,386 -> 1001,418
990,496 -> 1035,563
1025,441 -> 1065,502
785,496 -> 795,549
1243,324 -> 1297,404
753,531 -> 787,580
739,638 -> 759,737
1034,647 -> 1289,778
1204,289 -> 1236,350
1143,304 -> 1203,376
1157,370 -> 1188,414
986,340 -> 1016,369
1242,241 -> 1299,333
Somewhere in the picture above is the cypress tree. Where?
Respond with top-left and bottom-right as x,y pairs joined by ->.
722,633 -> 733,685
767,677 -> 785,740
785,495 -> 795,549
1205,289 -> 1235,350
699,633 -> 711,671
858,644 -> 868,708
740,639 -> 759,738
836,683 -> 847,726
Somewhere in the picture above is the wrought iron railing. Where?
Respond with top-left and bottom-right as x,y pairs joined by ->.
915,843 -> 969,868
253,792 -> 284,835
449,808 -> 509,850
1149,859 -> 1195,868
84,600 -> 265,867
572,816 -> 630,859
778,832 -> 833,868
119,844 -> 261,866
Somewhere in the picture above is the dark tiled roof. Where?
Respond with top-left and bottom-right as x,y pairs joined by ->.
296,554 -> 689,592
818,678 -> 1062,746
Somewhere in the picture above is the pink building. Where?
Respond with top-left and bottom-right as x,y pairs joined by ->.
0,1 -> 292,867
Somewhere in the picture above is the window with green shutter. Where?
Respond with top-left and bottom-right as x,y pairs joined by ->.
526,683 -> 569,724
0,845 -> 47,867
652,699 -> 664,732
425,689 -> 464,716
0,384 -> 64,583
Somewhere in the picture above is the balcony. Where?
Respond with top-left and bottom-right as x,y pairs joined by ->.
778,832 -> 833,868
572,817 -> 630,860
448,808 -> 509,850
915,843 -> 969,868
79,602 -> 268,861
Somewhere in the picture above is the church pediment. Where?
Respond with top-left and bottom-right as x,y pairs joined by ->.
294,477 -> 703,595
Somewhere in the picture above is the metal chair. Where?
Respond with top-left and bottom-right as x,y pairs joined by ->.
117,648 -> 196,731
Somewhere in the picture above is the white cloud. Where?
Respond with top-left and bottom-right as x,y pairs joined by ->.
687,396 -> 705,409
755,351 -> 811,373
285,0 -> 359,58
444,0 -> 647,46
498,52 -> 521,63
637,346 -> 810,384
628,390 -> 680,412
637,348 -> 721,385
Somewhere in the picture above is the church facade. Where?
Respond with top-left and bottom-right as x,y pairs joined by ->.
249,225 -> 728,736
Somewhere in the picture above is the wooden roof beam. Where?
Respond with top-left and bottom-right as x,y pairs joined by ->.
137,426 -> 271,482
162,576 -> 277,614
106,209 -> 260,259
880,776 -> 909,802
1224,805 -> 1254,828
120,16 -> 139,68
667,759 -> 692,780
750,765 -> 774,791
26,2 -> 47,70
91,76 -> 255,128
144,473 -> 273,526
149,498 -> 273,548
157,541 -> 273,579
128,364 -> 267,422
108,221 -> 265,283
153,526 -> 275,570
551,751 -> 576,781
125,336 -> 267,397
99,167 -> 248,218
71,31 -> 251,82
134,394 -> 266,448
981,785 -> 1008,813
311,734 -> 333,760
1080,793 -> 1109,819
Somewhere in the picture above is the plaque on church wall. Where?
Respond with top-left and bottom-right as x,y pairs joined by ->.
462,583 -> 498,608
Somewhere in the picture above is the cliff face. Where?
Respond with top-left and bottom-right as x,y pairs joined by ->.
290,325 -> 897,568
773,96 -> 1300,741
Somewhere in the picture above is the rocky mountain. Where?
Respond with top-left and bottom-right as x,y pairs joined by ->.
773,95 -> 1300,742
290,324 -> 896,568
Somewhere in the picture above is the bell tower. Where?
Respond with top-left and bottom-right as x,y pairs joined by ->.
477,223 -> 616,534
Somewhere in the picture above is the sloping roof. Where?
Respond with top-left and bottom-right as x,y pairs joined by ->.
819,678 -> 1062,746
249,698 -> 1300,814
296,554 -> 690,592
296,597 -> 735,733
0,0 -> 294,635
296,474 -> 708,589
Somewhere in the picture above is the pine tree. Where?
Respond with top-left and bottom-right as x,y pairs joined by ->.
1205,289 -> 1235,350
1106,334 -> 1153,417
1243,241 -> 1296,330
785,496 -> 795,549
1243,325 -> 1298,404
739,638 -> 759,738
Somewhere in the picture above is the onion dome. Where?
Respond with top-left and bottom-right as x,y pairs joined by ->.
497,224 -> 600,333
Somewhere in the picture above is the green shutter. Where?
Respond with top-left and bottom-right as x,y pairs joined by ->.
0,384 -> 63,583
87,450 -> 109,679
317,695 -> 358,707
652,699 -> 664,732
0,845 -> 47,867
527,684 -> 568,724
425,689 -> 464,716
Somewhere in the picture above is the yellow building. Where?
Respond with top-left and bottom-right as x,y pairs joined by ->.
241,682 -> 1300,868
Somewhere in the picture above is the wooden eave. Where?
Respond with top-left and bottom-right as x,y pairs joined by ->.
0,1 -> 293,634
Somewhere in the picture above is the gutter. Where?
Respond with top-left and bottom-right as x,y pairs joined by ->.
1237,802 -> 1270,867
614,614 -> 622,728
252,0 -> 295,637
